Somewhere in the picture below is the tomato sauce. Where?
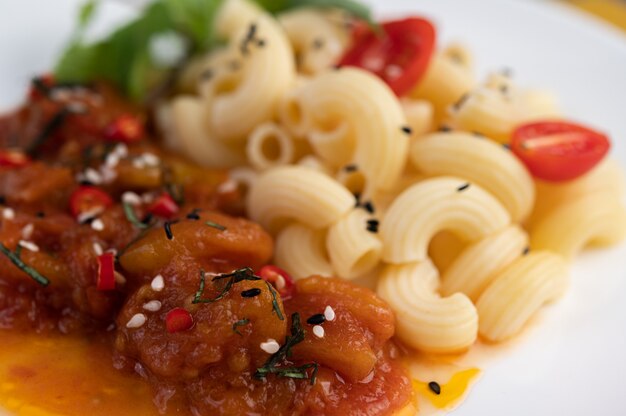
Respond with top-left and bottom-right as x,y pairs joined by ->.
0,82 -> 413,415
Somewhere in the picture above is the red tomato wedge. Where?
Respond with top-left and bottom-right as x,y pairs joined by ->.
258,265 -> 296,300
511,121 -> 611,182
338,17 -> 436,96
69,186 -> 114,219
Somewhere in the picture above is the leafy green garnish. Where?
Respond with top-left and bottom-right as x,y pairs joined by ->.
54,0 -> 373,102
255,313 -> 319,384
232,318 -> 250,335
0,243 -> 50,287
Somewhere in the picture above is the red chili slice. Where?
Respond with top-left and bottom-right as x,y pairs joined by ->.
103,114 -> 145,143
338,17 -> 436,96
511,120 -> 611,182
96,252 -> 116,291
69,186 -> 114,218
0,149 -> 31,168
166,308 -> 194,333
258,265 -> 296,300
148,193 -> 179,219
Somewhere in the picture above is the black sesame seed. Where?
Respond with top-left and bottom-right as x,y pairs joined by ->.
229,60 -> 241,71
333,64 -> 341,70
366,219 -> 379,233
453,93 -> 470,111
472,131 -> 485,138
361,201 -> 375,214
79,180 -> 94,186
312,38 -> 324,49
141,213 -> 153,225
164,221 -> 174,240
428,381 -> 441,395
457,183 -> 471,192
306,313 -> 326,325
200,69 -> 214,81
0,196 -> 6,205
186,208 -> 202,220
35,211 -> 45,218
344,164 -> 358,172
500,84 -> 509,94
241,288 -> 262,298
353,193 -> 362,206
256,39 -> 266,47
401,126 -> 413,135
438,125 -> 452,132
502,143 -> 511,150
523,246 -> 530,256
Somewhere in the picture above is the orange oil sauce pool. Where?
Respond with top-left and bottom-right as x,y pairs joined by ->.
0,330 -> 488,416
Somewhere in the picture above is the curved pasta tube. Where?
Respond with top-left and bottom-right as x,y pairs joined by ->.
247,166 -> 355,232
441,225 -> 528,301
296,68 -> 409,191
377,260 -> 478,353
296,155 -> 334,175
275,223 -> 333,279
278,8 -> 348,74
410,132 -> 535,222
160,96 -> 246,168
381,177 -> 510,264
246,122 -> 296,171
410,52 -> 475,119
400,98 -> 434,138
277,76 -> 313,138
199,0 -> 296,142
327,209 -> 382,280
476,252 -> 569,342
530,158 -> 625,225
530,194 -> 626,258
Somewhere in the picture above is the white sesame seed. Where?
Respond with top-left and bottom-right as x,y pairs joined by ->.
274,274 -> 286,291
99,167 -> 117,183
93,242 -> 104,256
312,325 -> 325,338
143,300 -> 162,312
21,223 -> 34,240
141,193 -> 156,204
151,274 -> 165,292
105,152 -> 120,168
260,339 -> 280,354
18,240 -> 40,252
67,102 -> 88,114
126,313 -> 147,329
114,143 -> 128,158
114,271 -> 127,285
2,208 -> 15,220
84,168 -> 103,185
324,306 -> 336,322
91,218 -> 105,231
132,158 -> 146,169
106,248 -> 118,256
141,153 -> 160,167
77,207 -> 104,224
217,179 -> 238,194
106,323 -> 116,332
122,192 -> 142,206
385,64 -> 403,80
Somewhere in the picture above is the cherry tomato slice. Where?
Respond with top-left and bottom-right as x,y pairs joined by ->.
511,120 -> 611,182
338,17 -> 436,96
69,186 -> 114,218
166,308 -> 194,333
103,114 -> 145,143
148,193 -> 179,219
258,265 -> 296,300
0,149 -> 31,168
96,252 -> 116,291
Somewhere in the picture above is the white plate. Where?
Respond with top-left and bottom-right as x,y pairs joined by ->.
0,1 -> 625,415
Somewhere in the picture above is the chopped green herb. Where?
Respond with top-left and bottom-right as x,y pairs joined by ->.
27,107 -> 76,155
255,313 -> 319,385
232,318 -> 250,336
205,221 -> 226,231
0,243 -> 50,286
123,201 -> 150,229
192,268 -> 284,320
